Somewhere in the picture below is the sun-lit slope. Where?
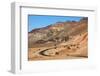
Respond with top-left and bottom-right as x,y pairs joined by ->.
28,18 -> 88,60
28,18 -> 88,48
65,32 -> 88,57
28,32 -> 88,60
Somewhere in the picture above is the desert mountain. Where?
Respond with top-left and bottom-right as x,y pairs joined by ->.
28,17 -> 88,48
28,17 -> 88,60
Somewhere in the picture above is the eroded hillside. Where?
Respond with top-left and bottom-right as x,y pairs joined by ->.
28,18 -> 88,60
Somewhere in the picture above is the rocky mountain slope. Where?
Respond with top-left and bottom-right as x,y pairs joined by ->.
28,18 -> 88,48
28,17 -> 88,60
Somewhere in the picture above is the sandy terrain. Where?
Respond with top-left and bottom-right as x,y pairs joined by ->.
28,32 -> 88,61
